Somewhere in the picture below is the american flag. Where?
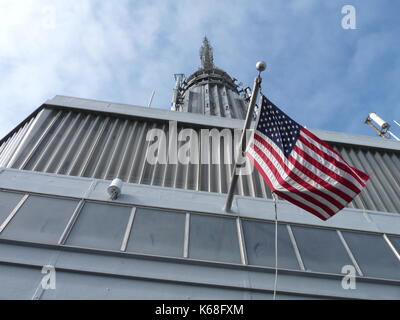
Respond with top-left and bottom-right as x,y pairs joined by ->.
246,95 -> 369,221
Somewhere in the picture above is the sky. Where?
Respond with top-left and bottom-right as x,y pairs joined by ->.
0,0 -> 399,139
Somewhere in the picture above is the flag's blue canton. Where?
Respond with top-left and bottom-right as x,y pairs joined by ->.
257,96 -> 302,157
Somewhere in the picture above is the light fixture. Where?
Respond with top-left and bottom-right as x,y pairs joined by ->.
107,178 -> 123,200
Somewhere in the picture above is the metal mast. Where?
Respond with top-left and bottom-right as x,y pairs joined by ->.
200,37 -> 215,70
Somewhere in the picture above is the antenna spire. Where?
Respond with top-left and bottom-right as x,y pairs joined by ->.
200,36 -> 214,70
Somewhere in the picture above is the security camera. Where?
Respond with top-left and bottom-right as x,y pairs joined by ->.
368,113 -> 390,131
107,178 -> 123,200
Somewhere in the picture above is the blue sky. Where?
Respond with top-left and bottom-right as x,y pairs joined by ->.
0,0 -> 399,139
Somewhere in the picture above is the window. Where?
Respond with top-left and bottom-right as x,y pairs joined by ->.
126,208 -> 185,257
189,214 -> 241,264
342,231 -> 400,280
0,191 -> 24,226
242,220 -> 300,270
0,195 -> 78,244
291,226 -> 354,274
66,202 -> 131,251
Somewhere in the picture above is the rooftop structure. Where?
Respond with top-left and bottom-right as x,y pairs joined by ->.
171,37 -> 248,119
0,40 -> 399,300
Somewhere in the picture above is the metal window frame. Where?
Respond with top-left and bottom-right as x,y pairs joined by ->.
383,234 -> 400,262
0,186 -> 399,238
183,213 -> 190,258
59,199 -> 135,247
121,206 -> 188,257
0,188 -> 27,197
286,224 -> 306,271
239,218 -> 305,271
2,185 -> 400,241
284,224 -> 364,276
0,194 -> 29,233
0,187 -> 398,279
236,217 -> 248,265
0,192 -> 86,244
188,211 -> 243,264
337,230 -> 364,277
58,199 -> 85,245
120,207 -> 137,252
0,188 -> 82,202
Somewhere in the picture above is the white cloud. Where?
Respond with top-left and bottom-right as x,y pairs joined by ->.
0,0 -> 399,139
0,0 -> 166,137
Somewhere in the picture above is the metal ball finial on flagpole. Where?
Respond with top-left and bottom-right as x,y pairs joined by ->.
223,61 -> 266,213
256,61 -> 267,72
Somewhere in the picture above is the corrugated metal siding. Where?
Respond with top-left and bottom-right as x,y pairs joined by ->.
182,83 -> 247,119
0,115 -> 36,168
334,144 -> 400,213
0,108 -> 399,213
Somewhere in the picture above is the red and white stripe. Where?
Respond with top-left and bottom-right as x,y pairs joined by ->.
247,128 -> 369,221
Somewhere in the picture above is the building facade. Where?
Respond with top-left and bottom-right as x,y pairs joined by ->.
0,39 -> 399,299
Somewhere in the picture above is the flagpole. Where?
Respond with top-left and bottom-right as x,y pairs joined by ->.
272,193 -> 279,300
223,61 -> 266,212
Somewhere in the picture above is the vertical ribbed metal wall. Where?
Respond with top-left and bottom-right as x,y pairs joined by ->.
0,107 -> 399,214
0,115 -> 36,168
181,81 -> 247,119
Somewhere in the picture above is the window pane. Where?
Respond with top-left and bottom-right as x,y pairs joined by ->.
342,231 -> 400,280
0,191 -> 24,225
242,220 -> 299,270
127,208 -> 185,257
66,202 -> 131,251
388,236 -> 400,254
189,214 -> 241,264
0,195 -> 78,244
291,226 -> 353,274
